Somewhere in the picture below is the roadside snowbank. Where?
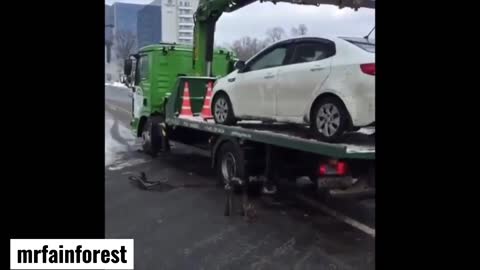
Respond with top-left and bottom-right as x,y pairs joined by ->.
105,114 -> 127,167
105,81 -> 129,89
105,111 -> 146,169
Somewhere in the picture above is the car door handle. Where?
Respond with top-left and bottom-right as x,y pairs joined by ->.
310,67 -> 324,72
264,74 -> 275,79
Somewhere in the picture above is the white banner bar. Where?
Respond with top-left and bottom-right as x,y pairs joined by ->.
10,239 -> 134,269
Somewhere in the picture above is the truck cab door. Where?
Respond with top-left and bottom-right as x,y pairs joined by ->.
133,54 -> 150,119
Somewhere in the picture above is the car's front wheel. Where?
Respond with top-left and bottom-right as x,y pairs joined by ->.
311,97 -> 350,142
212,93 -> 236,125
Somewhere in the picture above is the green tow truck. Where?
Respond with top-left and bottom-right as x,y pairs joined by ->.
123,0 -> 375,199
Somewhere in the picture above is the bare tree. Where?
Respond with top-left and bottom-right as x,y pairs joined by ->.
266,27 -> 286,44
229,36 -> 268,61
291,24 -> 308,37
114,30 -> 137,63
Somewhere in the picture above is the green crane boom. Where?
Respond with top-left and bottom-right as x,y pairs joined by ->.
192,0 -> 376,76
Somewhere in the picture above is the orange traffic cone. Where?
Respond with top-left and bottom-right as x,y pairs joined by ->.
200,81 -> 214,119
179,82 -> 193,118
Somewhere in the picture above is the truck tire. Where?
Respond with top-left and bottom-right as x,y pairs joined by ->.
311,96 -> 351,142
141,118 -> 160,157
216,142 -> 245,191
212,93 -> 236,125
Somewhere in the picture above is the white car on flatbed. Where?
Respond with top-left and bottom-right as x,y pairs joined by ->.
211,36 -> 375,142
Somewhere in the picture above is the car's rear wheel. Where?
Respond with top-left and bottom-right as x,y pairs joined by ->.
212,93 -> 236,125
311,97 -> 350,142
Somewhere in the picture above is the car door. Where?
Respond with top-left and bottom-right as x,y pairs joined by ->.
229,43 -> 291,118
133,54 -> 150,119
275,39 -> 335,118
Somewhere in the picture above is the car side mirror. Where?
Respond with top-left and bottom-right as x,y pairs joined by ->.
124,59 -> 133,75
234,60 -> 246,71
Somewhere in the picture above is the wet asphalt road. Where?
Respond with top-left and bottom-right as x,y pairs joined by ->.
105,85 -> 375,270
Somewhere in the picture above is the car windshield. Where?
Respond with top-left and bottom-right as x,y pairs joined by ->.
341,38 -> 375,53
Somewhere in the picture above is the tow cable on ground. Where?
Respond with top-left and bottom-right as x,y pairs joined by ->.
127,171 -> 216,190
128,172 -> 258,221
128,172 -> 168,189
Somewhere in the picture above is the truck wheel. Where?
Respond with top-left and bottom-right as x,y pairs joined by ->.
311,97 -> 350,142
212,93 -> 236,125
216,142 -> 245,192
141,118 -> 160,157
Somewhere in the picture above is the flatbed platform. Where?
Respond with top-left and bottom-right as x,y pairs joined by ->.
166,116 -> 375,160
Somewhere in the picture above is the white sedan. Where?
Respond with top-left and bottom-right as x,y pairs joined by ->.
211,36 -> 375,142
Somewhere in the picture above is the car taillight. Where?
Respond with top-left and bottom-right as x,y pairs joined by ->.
336,161 -> 347,176
319,165 -> 328,176
360,63 -> 375,75
318,161 -> 347,176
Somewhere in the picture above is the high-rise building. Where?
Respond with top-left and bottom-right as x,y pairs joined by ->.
156,0 -> 198,44
105,4 -> 114,44
105,4 -> 115,81
137,4 -> 163,48
112,2 -> 145,37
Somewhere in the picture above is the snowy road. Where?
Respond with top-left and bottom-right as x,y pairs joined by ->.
105,84 -> 375,270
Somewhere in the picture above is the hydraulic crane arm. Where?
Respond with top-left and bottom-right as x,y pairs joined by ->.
192,0 -> 376,77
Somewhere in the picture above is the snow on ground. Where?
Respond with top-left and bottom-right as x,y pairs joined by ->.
108,158 -> 148,171
105,111 -> 145,169
109,121 -> 148,170
118,121 -> 136,140
105,81 -> 129,89
357,127 -> 375,135
105,115 -> 126,167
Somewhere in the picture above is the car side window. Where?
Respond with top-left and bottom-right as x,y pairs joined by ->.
291,42 -> 335,64
248,46 -> 287,71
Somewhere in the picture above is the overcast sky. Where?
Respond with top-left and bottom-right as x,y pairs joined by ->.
105,0 -> 375,45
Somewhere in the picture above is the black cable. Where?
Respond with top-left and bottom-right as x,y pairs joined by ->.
128,173 -> 213,188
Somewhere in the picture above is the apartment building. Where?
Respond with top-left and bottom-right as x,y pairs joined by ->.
159,0 -> 199,44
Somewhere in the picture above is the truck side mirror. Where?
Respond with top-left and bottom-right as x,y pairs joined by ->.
124,59 -> 133,75
234,60 -> 246,71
